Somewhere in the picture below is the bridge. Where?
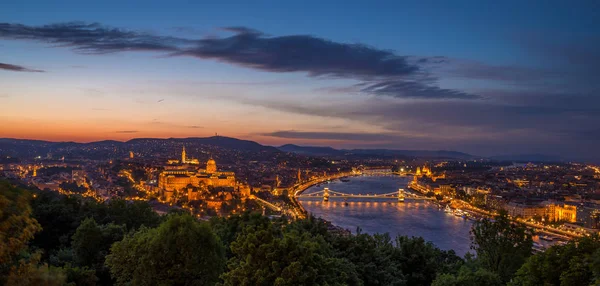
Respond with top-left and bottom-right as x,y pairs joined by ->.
297,187 -> 434,202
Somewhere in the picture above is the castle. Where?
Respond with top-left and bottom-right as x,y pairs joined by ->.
158,146 -> 236,195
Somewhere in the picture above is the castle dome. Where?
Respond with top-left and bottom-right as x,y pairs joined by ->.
206,158 -> 217,173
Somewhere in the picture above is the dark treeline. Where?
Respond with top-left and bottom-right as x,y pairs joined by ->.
1,179 -> 600,285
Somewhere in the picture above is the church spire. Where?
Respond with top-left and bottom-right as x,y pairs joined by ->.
181,145 -> 186,163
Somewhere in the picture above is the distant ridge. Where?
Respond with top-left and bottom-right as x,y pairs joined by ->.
278,144 -> 476,160
0,136 -> 278,158
0,137 -> 566,162
127,136 -> 276,152
489,154 -> 563,163
278,144 -> 342,156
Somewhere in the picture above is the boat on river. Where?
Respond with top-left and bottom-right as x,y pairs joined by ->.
444,205 -> 453,213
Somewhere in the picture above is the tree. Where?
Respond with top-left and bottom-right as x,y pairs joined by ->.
392,235 -> 462,285
99,199 -> 161,230
62,265 -> 98,286
0,180 -> 66,285
5,253 -> 66,286
220,221 -> 361,286
106,214 -> 226,285
510,234 -> 600,286
329,232 -> 407,285
71,217 -> 125,284
470,211 -> 533,283
210,212 -> 274,258
0,181 -> 41,268
432,265 -> 502,286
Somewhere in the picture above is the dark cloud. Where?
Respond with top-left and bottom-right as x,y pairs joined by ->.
0,62 -> 44,72
0,21 -> 475,100
360,80 -> 481,99
187,125 -> 203,129
115,130 -> 138,133
262,130 -> 401,141
0,22 -> 188,54
183,29 -> 419,79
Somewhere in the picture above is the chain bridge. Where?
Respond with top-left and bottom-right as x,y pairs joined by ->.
296,187 -> 434,202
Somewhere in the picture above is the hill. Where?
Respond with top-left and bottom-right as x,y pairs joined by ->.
277,144 -> 477,160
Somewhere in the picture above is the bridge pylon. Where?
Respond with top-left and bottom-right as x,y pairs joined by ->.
323,187 -> 330,202
398,188 -> 405,202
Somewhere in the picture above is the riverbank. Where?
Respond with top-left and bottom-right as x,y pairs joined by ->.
406,185 -> 581,240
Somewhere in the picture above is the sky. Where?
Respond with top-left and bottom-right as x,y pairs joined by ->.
1,0 -> 599,161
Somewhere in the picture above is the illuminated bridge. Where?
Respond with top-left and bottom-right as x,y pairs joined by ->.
297,187 -> 434,202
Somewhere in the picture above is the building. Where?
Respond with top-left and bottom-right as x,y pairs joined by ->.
158,148 -> 236,196
544,203 -> 577,222
169,145 -> 200,165
576,204 -> 600,228
506,202 -> 546,219
485,194 -> 506,210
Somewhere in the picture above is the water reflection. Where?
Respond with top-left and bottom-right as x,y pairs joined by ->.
299,176 -> 473,257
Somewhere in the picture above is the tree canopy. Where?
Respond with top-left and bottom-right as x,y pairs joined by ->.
105,214 -> 226,285
470,211 -> 533,283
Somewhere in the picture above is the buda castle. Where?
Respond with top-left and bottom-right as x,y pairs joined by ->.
158,146 -> 236,192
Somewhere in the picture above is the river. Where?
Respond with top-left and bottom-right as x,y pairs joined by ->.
298,176 -> 474,257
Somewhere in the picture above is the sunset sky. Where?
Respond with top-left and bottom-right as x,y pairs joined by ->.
1,1 -> 599,161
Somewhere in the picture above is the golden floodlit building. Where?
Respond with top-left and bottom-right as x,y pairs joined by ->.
158,146 -> 236,192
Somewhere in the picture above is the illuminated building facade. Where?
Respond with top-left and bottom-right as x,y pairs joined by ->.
169,145 -> 200,165
158,148 -> 236,194
506,202 -> 546,219
545,203 -> 577,222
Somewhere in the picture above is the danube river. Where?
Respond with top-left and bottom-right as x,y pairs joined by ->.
298,176 -> 473,257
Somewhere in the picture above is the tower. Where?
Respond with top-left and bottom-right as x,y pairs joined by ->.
398,188 -> 405,202
32,166 -> 37,177
297,169 -> 302,183
129,151 -> 134,159
206,157 -> 217,173
181,145 -> 186,163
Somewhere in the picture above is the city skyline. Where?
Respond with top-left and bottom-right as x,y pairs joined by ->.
1,1 -> 599,161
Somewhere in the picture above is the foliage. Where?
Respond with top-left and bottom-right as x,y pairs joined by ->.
510,234 -> 600,286
470,211 -> 533,283
62,264 -> 99,286
432,264 -> 502,286
5,253 -> 66,286
220,219 -> 361,286
219,214 -> 462,286
30,191 -> 161,257
105,214 -> 226,285
0,181 -> 41,267
0,181 -> 66,285
210,212 -> 275,258
71,217 -> 125,283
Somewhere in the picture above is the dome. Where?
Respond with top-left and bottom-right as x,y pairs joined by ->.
206,158 -> 217,173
